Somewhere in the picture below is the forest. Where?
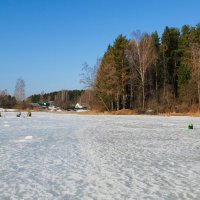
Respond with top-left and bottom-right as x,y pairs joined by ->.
1,24 -> 200,113
84,24 -> 200,113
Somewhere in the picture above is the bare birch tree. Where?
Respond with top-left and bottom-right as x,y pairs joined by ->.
14,78 -> 25,101
80,59 -> 100,108
127,31 -> 155,110
80,59 -> 100,89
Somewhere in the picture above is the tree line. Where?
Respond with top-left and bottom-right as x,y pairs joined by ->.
0,89 -> 85,110
28,90 -> 84,109
0,90 -> 17,108
1,78 -> 85,109
85,24 -> 200,113
0,78 -> 25,109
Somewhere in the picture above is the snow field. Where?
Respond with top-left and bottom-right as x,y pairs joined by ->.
0,112 -> 200,199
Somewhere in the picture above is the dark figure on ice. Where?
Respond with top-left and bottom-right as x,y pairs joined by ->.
27,111 -> 32,117
16,112 -> 21,117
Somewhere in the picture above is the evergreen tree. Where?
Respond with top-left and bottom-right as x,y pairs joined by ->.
177,25 -> 191,102
112,35 -> 129,109
146,31 -> 160,110
95,45 -> 118,111
160,27 -> 180,109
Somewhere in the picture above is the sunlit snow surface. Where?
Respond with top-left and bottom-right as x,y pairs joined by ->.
0,112 -> 200,200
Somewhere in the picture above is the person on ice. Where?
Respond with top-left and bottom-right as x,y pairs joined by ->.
27,111 -> 32,117
16,112 -> 21,117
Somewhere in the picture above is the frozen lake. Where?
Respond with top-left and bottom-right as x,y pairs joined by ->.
0,112 -> 200,200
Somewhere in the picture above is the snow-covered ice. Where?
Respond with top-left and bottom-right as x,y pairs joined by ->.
0,112 -> 200,200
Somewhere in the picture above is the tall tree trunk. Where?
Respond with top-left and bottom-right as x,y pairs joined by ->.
198,82 -> 200,110
111,100 -> 114,111
142,82 -> 145,110
122,59 -> 126,109
98,95 -> 110,111
163,49 -> 166,98
130,84 -> 133,109
122,92 -> 126,109
155,65 -> 158,113
116,92 -> 120,110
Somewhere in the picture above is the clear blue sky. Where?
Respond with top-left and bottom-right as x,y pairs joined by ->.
0,0 -> 199,97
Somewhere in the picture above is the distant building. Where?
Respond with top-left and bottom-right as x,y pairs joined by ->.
75,103 -> 87,110
30,102 -> 50,109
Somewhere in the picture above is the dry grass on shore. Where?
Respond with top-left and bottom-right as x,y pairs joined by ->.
161,112 -> 200,117
11,108 -> 200,117
79,109 -> 138,115
80,109 -> 200,116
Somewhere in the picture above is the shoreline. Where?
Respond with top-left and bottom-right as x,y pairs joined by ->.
1,108 -> 200,117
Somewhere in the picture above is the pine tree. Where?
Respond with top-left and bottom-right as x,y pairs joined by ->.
112,35 -> 129,109
161,27 -> 180,109
95,46 -> 118,111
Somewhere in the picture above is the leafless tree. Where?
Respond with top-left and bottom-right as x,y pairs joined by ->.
14,78 -> 25,101
0,89 -> 8,96
40,90 -> 45,102
80,59 -> 101,108
80,59 -> 100,89
127,31 -> 155,109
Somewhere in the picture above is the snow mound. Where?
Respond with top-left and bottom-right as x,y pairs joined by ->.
24,136 -> 33,140
17,136 -> 33,142
4,124 -> 10,127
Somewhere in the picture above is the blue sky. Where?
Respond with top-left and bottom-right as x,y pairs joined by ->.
0,0 -> 200,97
